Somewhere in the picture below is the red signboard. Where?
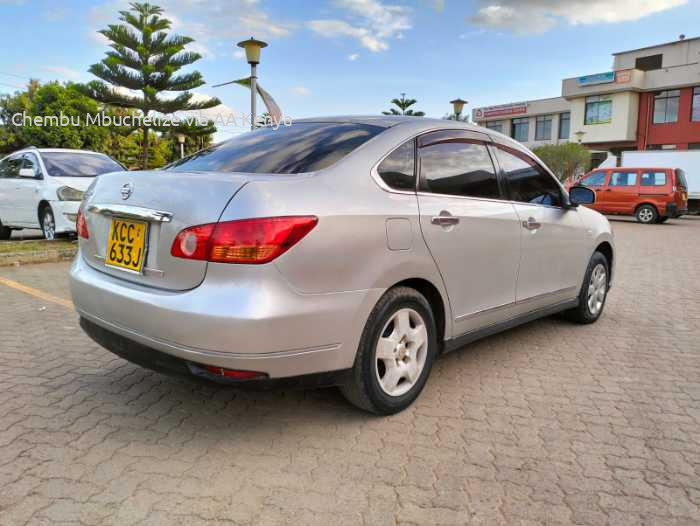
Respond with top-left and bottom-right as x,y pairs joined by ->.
475,103 -> 528,119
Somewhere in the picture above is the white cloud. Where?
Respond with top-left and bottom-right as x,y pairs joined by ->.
308,0 -> 412,52
43,66 -> 83,81
234,50 -> 246,60
348,53 -> 360,61
89,0 -> 296,58
290,85 -> 312,96
470,0 -> 688,34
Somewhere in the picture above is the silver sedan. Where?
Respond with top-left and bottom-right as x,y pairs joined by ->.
70,117 -> 614,414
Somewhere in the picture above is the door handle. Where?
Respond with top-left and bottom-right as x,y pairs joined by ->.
522,217 -> 541,230
431,211 -> 459,227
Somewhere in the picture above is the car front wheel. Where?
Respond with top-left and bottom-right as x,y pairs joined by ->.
564,251 -> 609,324
340,286 -> 437,415
41,206 -> 56,240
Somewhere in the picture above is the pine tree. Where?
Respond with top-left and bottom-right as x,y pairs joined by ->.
78,2 -> 220,168
382,93 -> 425,116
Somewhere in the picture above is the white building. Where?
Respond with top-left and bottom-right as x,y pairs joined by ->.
471,97 -> 571,149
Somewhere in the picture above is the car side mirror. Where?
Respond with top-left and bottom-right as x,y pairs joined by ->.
568,186 -> 595,207
18,168 -> 37,178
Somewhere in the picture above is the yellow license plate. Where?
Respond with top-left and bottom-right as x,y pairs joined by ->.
106,219 -> 148,272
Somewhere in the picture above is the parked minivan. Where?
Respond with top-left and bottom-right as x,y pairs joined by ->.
577,167 -> 688,224
0,148 -> 125,239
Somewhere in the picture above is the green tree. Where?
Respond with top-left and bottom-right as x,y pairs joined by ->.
0,81 -> 110,153
532,143 -> 592,182
160,118 -> 216,162
382,93 -> 425,116
78,2 -> 220,168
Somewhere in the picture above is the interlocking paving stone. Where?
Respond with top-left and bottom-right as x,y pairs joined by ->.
0,216 -> 699,525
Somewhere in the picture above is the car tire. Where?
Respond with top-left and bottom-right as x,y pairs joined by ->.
0,219 -> 10,240
564,251 -> 610,324
658,216 -> 669,223
340,286 -> 438,415
40,205 -> 56,240
635,204 -> 658,224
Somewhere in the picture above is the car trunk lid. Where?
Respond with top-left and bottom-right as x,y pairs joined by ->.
80,170 -> 249,291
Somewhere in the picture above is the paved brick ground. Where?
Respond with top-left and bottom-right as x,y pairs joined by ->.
1,216 -> 699,525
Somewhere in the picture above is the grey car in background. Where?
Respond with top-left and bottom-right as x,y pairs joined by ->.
69,116 -> 614,414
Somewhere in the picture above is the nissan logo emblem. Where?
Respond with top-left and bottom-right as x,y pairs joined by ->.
121,183 -> 134,200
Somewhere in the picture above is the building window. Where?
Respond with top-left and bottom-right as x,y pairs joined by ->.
692,87 -> 700,122
511,117 -> 529,142
584,96 -> 612,125
558,112 -> 570,140
485,120 -> 505,134
535,115 -> 553,141
653,90 -> 680,124
635,54 -> 663,71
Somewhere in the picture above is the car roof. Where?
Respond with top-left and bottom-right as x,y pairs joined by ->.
15,148 -> 106,155
294,115 -> 490,134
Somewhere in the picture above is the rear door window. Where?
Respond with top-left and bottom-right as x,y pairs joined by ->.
168,122 -> 385,174
494,146 -> 563,206
640,171 -> 667,186
609,171 -> 638,186
675,169 -> 688,189
377,139 -> 415,191
580,171 -> 607,186
418,133 -> 501,200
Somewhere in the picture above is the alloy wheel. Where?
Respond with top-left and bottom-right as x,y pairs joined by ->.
43,211 -> 55,240
375,308 -> 428,397
638,207 -> 654,223
587,263 -> 607,316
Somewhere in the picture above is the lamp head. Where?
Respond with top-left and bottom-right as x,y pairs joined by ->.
237,37 -> 268,65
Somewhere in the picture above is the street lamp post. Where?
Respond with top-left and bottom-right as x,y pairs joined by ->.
176,133 -> 186,159
450,98 -> 467,121
237,37 -> 268,131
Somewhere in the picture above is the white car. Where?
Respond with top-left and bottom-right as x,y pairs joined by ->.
0,148 -> 125,239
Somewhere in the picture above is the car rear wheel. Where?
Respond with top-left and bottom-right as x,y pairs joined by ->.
40,206 -> 56,240
564,251 -> 609,324
0,219 -> 10,240
340,286 -> 437,415
635,204 -> 657,224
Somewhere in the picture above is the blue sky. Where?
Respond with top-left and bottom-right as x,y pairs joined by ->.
0,0 -> 698,140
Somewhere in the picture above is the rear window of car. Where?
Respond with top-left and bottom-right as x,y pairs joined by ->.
167,122 -> 385,174
42,152 -> 124,177
640,171 -> 667,186
675,169 -> 688,189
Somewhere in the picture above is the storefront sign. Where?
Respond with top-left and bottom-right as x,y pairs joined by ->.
578,71 -> 615,86
615,69 -> 632,84
475,102 -> 527,119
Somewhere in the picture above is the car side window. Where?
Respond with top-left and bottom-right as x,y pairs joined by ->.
580,171 -> 607,186
418,137 -> 501,199
22,154 -> 41,178
377,139 -> 415,191
0,158 -> 9,178
494,146 -> 563,207
640,171 -> 666,186
5,155 -> 23,179
610,171 -> 637,186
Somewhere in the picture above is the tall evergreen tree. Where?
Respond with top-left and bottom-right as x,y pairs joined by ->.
78,2 -> 220,168
382,93 -> 425,117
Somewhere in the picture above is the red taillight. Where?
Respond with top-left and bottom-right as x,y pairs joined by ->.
171,216 -> 318,264
76,209 -> 89,239
202,365 -> 266,379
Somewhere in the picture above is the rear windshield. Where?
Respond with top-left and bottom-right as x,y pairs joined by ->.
167,122 -> 385,174
42,152 -> 124,177
675,169 -> 688,189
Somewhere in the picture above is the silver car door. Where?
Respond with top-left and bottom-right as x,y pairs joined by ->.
492,143 -> 586,310
416,130 -> 521,337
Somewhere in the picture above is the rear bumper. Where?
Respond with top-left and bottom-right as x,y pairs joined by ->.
51,200 -> 80,233
664,203 -> 687,218
69,254 -> 382,378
